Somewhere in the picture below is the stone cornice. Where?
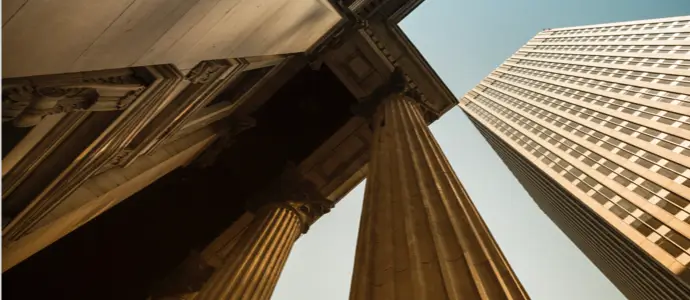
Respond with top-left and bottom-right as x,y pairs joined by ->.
386,0 -> 425,23
348,0 -> 424,23
121,59 -> 246,166
305,1 -> 352,57
2,65 -> 187,242
2,112 -> 90,199
2,68 -> 150,127
361,21 -> 457,121
308,1 -> 455,124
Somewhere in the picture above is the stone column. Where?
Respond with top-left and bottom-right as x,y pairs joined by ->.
194,166 -> 332,300
349,72 -> 529,299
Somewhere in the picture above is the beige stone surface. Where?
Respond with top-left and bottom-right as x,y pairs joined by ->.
2,128 -> 217,272
3,0 -> 341,78
196,206 -> 302,300
2,113 -> 64,176
350,95 -> 528,300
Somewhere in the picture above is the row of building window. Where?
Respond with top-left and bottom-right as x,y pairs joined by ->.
542,32 -> 690,44
464,101 -> 690,261
496,72 -> 690,131
514,59 -> 690,87
505,66 -> 690,107
473,93 -> 690,221
548,20 -> 690,36
522,52 -> 690,70
490,75 -> 690,154
532,44 -> 690,55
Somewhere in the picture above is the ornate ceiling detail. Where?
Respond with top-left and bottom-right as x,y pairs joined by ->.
2,65 -> 187,242
2,69 -> 148,128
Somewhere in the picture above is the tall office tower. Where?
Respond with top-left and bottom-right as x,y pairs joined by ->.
459,16 -> 690,300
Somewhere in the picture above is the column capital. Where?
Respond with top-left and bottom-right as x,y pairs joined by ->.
196,172 -> 317,299
350,67 -> 408,118
247,162 -> 333,233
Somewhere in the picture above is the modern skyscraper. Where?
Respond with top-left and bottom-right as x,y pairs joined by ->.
460,16 -> 690,300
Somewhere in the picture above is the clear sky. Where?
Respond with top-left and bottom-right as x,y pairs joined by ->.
273,1 -> 690,299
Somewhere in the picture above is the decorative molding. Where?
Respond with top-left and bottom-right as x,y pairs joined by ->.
168,102 -> 237,140
2,112 -> 91,199
2,127 -> 219,272
242,55 -> 288,71
380,0 -> 424,23
2,65 -> 187,242
364,22 -> 457,115
122,55 -> 286,167
187,61 -> 227,85
96,149 -> 134,175
350,67 -> 407,118
2,69 -> 148,127
2,113 -> 64,177
310,11 -> 367,59
318,17 -> 454,120
1,84 -> 33,122
348,65 -> 442,125
320,20 -> 449,123
247,163 -> 333,234
359,26 -> 431,101
121,59 -> 242,166
233,56 -> 308,116
349,0 -> 388,20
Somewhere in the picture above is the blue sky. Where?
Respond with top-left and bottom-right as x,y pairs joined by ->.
273,1 -> 690,299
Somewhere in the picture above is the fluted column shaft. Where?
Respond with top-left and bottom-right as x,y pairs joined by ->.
194,165 -> 332,300
195,204 -> 302,300
350,94 -> 529,300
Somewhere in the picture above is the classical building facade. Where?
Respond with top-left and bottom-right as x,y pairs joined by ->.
459,16 -> 690,300
2,1 -> 528,299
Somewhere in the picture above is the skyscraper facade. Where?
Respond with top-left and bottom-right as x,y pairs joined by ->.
459,16 -> 690,299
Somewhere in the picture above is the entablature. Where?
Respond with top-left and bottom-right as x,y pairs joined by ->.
322,21 -> 456,123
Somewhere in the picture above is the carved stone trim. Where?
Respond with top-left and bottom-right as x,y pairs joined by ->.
233,56 -> 308,116
2,112 -> 91,199
2,65 -> 187,242
167,102 -> 237,140
2,83 -> 34,122
2,128 -> 219,272
350,67 -> 408,119
187,61 -> 227,85
362,22 -> 457,115
121,59 -> 247,167
124,55 -> 290,165
95,149 -> 133,175
359,26 -> 427,100
2,69 -> 148,128
247,163 -> 333,234
241,55 -> 287,71
3,113 -> 64,177
348,0 -> 382,23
